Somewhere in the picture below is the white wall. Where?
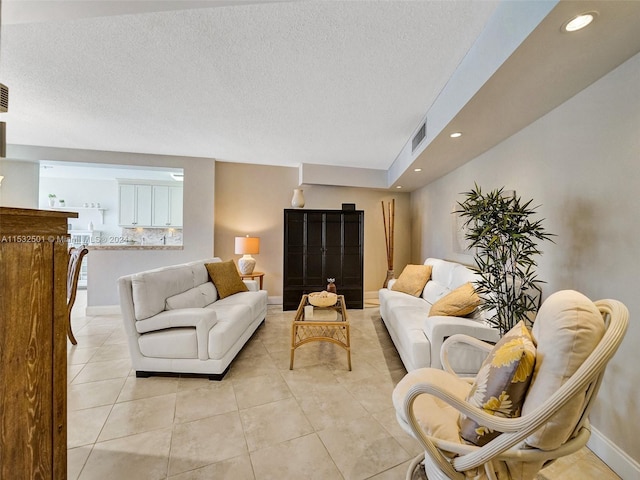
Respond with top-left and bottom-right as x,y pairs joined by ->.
411,52 -> 640,472
38,176 -> 121,238
0,159 -> 39,207
7,146 -> 216,308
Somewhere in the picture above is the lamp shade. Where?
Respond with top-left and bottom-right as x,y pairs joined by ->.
235,236 -> 260,255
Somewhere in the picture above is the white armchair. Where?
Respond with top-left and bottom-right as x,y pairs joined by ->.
393,290 -> 628,480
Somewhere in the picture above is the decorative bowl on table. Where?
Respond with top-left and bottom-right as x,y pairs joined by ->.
308,291 -> 338,307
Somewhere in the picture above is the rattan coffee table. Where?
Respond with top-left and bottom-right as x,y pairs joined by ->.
289,294 -> 351,371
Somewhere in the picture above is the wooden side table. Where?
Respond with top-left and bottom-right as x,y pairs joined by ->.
239,271 -> 264,289
290,294 -> 351,371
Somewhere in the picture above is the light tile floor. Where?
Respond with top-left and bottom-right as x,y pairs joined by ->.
67,292 -> 620,479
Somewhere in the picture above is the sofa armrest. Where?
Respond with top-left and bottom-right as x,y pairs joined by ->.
135,308 -> 217,360
422,316 -> 499,371
243,279 -> 258,292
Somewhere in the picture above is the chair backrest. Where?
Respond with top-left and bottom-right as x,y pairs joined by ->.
68,246 -> 89,313
520,290 -> 626,450
452,293 -> 628,474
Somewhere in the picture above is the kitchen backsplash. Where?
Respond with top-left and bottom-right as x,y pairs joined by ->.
121,227 -> 183,246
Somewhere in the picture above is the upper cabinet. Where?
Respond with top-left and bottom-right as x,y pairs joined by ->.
152,185 -> 183,227
118,181 -> 182,227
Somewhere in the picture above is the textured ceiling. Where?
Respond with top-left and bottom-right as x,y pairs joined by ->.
1,0 -> 499,171
4,1 -> 640,191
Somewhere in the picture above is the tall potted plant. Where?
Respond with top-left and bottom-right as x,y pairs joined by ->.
456,184 -> 554,336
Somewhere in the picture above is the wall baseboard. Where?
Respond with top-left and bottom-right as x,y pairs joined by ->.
85,305 -> 120,316
588,425 -> 640,479
267,296 -> 282,305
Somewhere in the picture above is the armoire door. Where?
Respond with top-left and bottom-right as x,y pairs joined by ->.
283,209 -> 363,310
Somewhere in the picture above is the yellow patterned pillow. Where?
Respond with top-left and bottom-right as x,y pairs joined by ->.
391,264 -> 432,297
429,282 -> 481,317
459,321 -> 536,446
205,260 -> 248,299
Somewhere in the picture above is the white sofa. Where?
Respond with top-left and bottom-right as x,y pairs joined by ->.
379,258 -> 499,375
118,257 -> 268,380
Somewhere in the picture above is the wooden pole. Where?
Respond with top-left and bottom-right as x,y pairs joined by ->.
382,199 -> 396,288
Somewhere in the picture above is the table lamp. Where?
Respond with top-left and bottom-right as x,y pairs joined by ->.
235,235 -> 260,274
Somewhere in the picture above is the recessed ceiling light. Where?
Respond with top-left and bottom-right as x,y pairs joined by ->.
450,132 -> 462,138
396,185 -> 402,189
414,168 -> 422,172
563,12 -> 597,32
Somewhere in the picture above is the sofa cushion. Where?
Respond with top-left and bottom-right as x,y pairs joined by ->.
460,321 -> 536,446
392,264 -> 433,297
207,304 -> 254,359
187,258 -> 220,285
429,282 -> 481,317
205,260 -> 249,299
165,282 -> 218,310
212,290 -> 268,320
131,264 -> 196,320
522,290 -> 605,450
422,280 -> 450,304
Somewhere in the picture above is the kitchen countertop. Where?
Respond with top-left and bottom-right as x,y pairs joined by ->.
88,244 -> 183,251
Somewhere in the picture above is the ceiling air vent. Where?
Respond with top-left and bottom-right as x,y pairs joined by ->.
412,122 -> 426,152
0,84 -> 8,112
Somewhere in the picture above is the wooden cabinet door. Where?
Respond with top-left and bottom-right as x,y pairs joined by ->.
283,209 -> 363,310
0,207 -> 72,479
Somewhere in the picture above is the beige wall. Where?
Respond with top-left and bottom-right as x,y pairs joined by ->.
410,52 -> 640,470
0,159 -> 40,207
214,161 -> 411,302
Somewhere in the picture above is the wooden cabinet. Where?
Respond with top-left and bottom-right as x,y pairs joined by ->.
0,207 -> 77,479
118,183 -> 152,226
283,209 -> 364,310
152,185 -> 183,227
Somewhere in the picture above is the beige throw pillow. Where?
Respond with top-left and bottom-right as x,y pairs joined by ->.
391,264 -> 433,297
205,260 -> 248,299
459,321 -> 536,446
429,282 -> 481,317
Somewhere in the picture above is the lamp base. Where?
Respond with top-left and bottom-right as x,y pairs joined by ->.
238,255 -> 256,275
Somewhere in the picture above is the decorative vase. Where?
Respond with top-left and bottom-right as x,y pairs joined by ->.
326,278 -> 336,294
291,189 -> 305,208
238,255 -> 256,275
48,198 -> 55,207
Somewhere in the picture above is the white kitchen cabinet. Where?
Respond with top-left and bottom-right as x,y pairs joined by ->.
118,184 -> 152,226
152,185 -> 183,227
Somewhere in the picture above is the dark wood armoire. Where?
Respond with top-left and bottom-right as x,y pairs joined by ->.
0,207 -> 76,479
283,208 -> 364,310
